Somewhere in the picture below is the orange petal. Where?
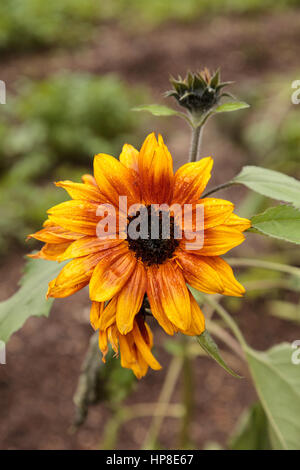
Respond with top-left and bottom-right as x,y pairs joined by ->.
223,212 -> 251,232
202,256 -> 245,297
119,144 -> 139,172
94,153 -> 140,207
47,200 -> 98,235
147,261 -> 191,331
90,301 -> 105,330
58,236 -> 123,261
176,249 -> 224,294
116,262 -> 147,334
89,247 -> 137,302
55,180 -> 104,203
178,291 -> 205,336
172,157 -> 213,205
138,133 -> 173,205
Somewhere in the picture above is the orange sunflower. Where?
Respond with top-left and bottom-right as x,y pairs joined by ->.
28,132 -> 250,378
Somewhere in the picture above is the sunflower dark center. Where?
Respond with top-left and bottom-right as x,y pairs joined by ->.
127,205 -> 180,266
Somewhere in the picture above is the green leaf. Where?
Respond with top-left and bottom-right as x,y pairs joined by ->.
251,205 -> 300,244
132,104 -> 180,117
0,256 -> 66,343
214,101 -> 249,113
196,330 -> 241,378
245,342 -> 300,450
229,402 -> 271,450
233,166 -> 300,207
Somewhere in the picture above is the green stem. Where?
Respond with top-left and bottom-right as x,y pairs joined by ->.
189,125 -> 203,162
226,257 -> 300,278
202,181 -> 235,198
204,296 -> 246,348
143,355 -> 183,450
179,336 -> 194,449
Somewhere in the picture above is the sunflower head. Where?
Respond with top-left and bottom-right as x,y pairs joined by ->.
28,132 -> 251,379
166,68 -> 232,115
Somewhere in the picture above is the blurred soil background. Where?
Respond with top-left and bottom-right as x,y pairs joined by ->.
0,0 -> 300,449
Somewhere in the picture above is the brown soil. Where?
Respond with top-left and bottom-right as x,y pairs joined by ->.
1,11 -> 300,450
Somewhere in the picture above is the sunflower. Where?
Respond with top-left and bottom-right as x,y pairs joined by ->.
28,132 -> 250,378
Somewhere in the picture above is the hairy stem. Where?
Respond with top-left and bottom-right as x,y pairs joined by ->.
202,181 -> 235,198
189,125 -> 203,162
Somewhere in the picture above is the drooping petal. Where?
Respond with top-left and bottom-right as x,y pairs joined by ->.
55,180 -> 104,203
132,320 -> 161,370
119,144 -> 139,172
90,301 -> 105,330
94,153 -> 140,208
116,262 -> 147,334
179,291 -> 205,336
172,157 -> 213,205
99,297 -> 118,331
89,246 -> 137,302
138,133 -> 173,205
202,256 -> 245,297
47,200 -> 99,235
176,249 -> 224,294
47,252 -> 101,298
147,266 -> 177,335
147,261 -> 191,331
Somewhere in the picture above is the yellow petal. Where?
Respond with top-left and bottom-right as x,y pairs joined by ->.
47,252 -> 101,298
119,144 -> 139,172
223,212 -> 251,232
58,236 -> 123,261
90,301 -> 105,330
132,320 -> 161,370
28,241 -> 71,261
47,200 -> 98,235
55,180 -> 104,203
172,157 -> 213,205
179,291 -> 205,336
202,256 -> 245,297
99,297 -> 118,331
116,262 -> 147,334
196,225 -> 246,256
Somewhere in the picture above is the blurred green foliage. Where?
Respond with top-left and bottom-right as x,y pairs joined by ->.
0,0 -> 102,51
0,73 -> 146,253
1,0 -> 299,53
